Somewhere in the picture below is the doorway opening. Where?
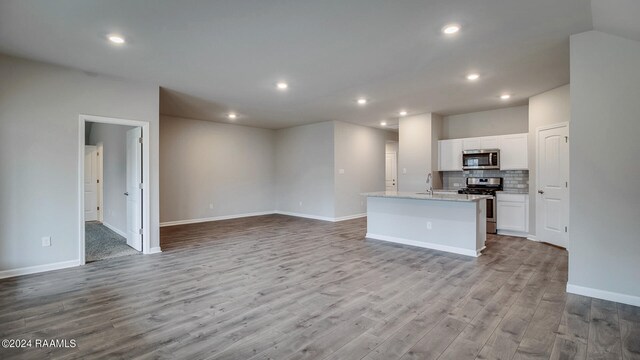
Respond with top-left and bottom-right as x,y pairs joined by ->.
79,115 -> 151,264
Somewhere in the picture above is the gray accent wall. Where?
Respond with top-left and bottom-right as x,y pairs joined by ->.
87,122 -> 135,235
0,54 -> 159,272
569,31 -> 640,301
442,106 -> 528,140
275,122 -> 336,218
160,116 -> 276,223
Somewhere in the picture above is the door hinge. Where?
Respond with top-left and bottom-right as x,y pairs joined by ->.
97,179 -> 100,183
96,152 -> 99,156
139,183 -> 144,189
565,181 -> 568,188
565,226 -> 568,232
565,136 -> 568,143
138,137 -> 143,144
97,206 -> 100,211
139,228 -> 143,235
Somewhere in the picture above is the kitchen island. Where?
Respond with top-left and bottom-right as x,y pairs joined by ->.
363,191 -> 491,257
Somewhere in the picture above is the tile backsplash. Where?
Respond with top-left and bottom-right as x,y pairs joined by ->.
442,170 -> 529,192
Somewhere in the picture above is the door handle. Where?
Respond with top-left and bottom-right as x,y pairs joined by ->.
538,190 -> 544,194
124,192 -> 129,196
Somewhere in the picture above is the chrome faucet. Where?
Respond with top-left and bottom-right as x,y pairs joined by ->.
426,173 -> 433,194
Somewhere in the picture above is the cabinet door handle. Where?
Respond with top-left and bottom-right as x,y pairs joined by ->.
537,190 -> 544,194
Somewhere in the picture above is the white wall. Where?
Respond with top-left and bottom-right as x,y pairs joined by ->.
398,114 -> 436,192
442,106 -> 528,139
430,114 -> 443,189
528,84 -> 570,236
88,123 -> 135,234
275,121 -> 336,219
568,31 -> 640,305
0,54 -> 159,273
334,121 -> 388,218
160,116 -> 276,223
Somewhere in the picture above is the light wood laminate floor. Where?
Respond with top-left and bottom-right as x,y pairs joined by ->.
1,215 -> 639,359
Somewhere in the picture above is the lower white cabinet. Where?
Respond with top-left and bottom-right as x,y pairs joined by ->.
496,193 -> 529,236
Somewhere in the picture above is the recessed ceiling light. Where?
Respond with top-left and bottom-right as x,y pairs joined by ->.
500,94 -> 511,100
107,34 -> 125,44
357,98 -> 368,105
442,24 -> 460,35
227,113 -> 237,119
380,121 -> 387,126
399,110 -> 408,116
276,81 -> 288,90
466,73 -> 480,81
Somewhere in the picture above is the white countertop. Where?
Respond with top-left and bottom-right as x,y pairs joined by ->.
496,190 -> 529,195
363,191 -> 492,202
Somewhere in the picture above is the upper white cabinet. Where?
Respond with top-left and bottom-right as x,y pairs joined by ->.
438,139 -> 462,171
480,136 -> 499,149
498,133 -> 528,170
462,136 -> 499,151
439,133 -> 528,171
462,138 -> 481,151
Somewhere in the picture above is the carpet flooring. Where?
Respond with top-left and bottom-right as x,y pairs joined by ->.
85,221 -> 139,262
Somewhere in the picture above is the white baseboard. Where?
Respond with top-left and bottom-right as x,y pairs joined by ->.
147,246 -> 162,254
275,211 -> 334,222
160,211 -> 276,227
497,229 -> 529,238
567,283 -> 640,307
333,213 -> 367,222
365,233 -> 482,257
103,221 -> 127,238
160,210 -> 367,227
276,211 -> 367,222
0,259 -> 80,280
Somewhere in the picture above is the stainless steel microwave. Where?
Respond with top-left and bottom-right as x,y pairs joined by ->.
462,149 -> 500,170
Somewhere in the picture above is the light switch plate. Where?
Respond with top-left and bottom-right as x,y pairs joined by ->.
402,168 -> 407,174
42,236 -> 51,247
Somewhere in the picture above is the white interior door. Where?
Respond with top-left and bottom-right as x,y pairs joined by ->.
126,127 -> 143,251
536,124 -> 569,248
84,146 -> 98,222
385,152 -> 397,191
96,142 -> 104,222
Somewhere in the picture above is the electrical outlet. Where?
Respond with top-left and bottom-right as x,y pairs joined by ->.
42,236 -> 51,247
402,168 -> 407,174
426,222 -> 432,230
338,169 -> 345,174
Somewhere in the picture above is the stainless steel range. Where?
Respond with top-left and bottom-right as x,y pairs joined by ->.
458,177 -> 503,234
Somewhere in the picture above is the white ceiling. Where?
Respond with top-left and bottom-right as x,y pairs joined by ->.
0,0 -> 593,129
592,0 -> 640,42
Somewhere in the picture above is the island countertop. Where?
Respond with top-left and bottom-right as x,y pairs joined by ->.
363,191 -> 492,202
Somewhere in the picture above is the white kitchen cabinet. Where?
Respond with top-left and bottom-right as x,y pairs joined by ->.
480,136 -> 499,149
462,136 -> 499,151
499,133 -> 528,170
497,193 -> 529,236
438,139 -> 462,171
462,138 -> 481,150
